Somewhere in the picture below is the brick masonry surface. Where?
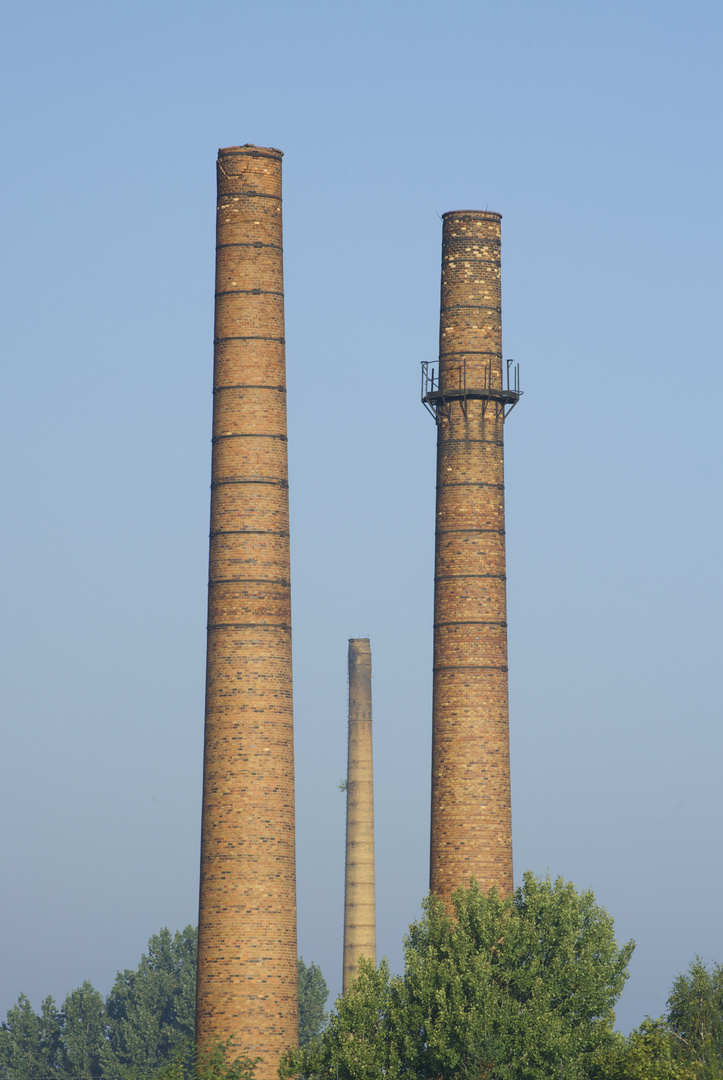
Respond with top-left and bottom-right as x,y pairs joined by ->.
196,146 -> 299,1079
343,639 -> 377,994
429,212 -> 514,907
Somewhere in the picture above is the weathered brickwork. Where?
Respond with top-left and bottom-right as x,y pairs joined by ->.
429,212 -> 514,907
196,146 -> 298,1078
343,639 -> 376,994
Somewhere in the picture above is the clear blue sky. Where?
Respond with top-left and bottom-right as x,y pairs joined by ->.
1,0 -> 721,1034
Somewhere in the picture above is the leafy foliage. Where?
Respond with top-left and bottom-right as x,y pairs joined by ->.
0,995 -> 63,1080
667,958 -> 723,1079
0,928 -> 196,1080
106,926 -> 197,1078
288,957 -> 393,1080
155,1040 -> 260,1080
59,983 -> 114,1080
590,1018 -> 703,1079
281,873 -> 635,1080
297,960 -> 329,1047
0,927 -> 325,1080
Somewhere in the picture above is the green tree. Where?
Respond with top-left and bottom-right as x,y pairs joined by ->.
667,958 -> 723,1079
0,994 -> 62,1080
156,1040 -> 260,1080
59,982 -> 116,1080
106,926 -> 197,1078
281,873 -> 634,1080
297,959 -> 329,1047
1,927 -> 327,1079
290,957 -> 394,1080
590,1018 -> 702,1080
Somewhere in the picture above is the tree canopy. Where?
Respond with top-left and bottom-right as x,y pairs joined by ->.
106,925 -> 197,1077
0,928 -> 197,1080
297,960 -> 329,1048
3,899 -> 722,1080
667,957 -> 723,1079
0,927 -> 327,1080
281,873 -> 634,1080
589,1017 -> 702,1080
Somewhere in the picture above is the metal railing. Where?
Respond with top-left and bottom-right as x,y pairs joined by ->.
421,358 -> 522,421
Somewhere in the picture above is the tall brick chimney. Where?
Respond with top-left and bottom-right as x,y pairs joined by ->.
342,639 -> 376,993
423,211 -> 520,907
196,146 -> 298,1077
